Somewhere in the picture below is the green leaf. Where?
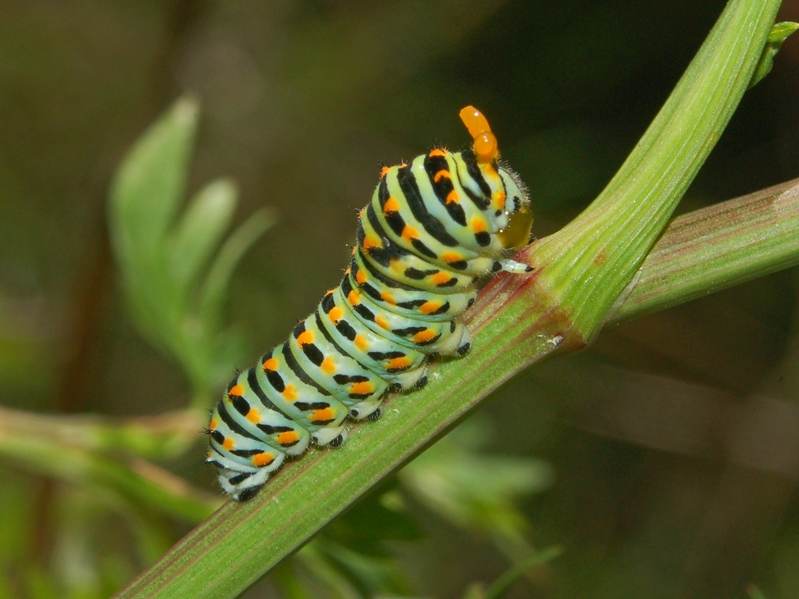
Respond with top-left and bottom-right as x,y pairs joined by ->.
746,584 -> 768,599
199,208 -> 275,332
108,97 -> 201,357
400,422 -> 553,535
305,538 -> 414,598
481,547 -> 563,599
461,583 -> 486,599
749,21 -> 799,88
109,97 -> 199,267
0,425 -> 220,522
107,97 -> 273,402
322,483 -> 422,557
167,178 -> 239,292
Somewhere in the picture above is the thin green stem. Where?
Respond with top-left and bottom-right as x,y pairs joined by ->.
0,405 -> 205,460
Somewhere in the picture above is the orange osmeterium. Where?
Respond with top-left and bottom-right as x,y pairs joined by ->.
459,105 -> 498,164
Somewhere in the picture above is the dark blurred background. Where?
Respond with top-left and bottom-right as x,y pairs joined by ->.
1,1 -> 799,597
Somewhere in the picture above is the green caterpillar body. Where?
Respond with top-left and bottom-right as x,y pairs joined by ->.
206,107 -> 532,501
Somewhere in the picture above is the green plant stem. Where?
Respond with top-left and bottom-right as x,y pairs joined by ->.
529,0 -> 781,342
482,546 -> 563,599
0,405 -> 205,460
613,177 -> 799,323
0,406 -> 221,521
0,419 -> 220,522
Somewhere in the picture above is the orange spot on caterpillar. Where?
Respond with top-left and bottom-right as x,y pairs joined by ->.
380,291 -> 396,305
471,217 -> 487,233
431,272 -> 451,285
380,166 -> 391,178
389,259 -> 404,274
297,330 -> 314,346
252,452 -> 275,467
355,335 -> 369,351
376,315 -> 390,330
222,437 -> 235,451
363,236 -> 382,250
434,170 -> 451,182
263,357 -> 278,371
277,431 -> 299,446
228,384 -> 244,397
209,419 -> 218,431
413,329 -> 436,343
311,407 -> 335,423
347,289 -> 361,305
420,301 -> 441,315
387,356 -> 411,370
429,148 -> 447,158
445,190 -> 459,204
401,226 -> 418,241
329,306 -> 344,322
283,385 -> 298,401
441,251 -> 462,264
492,190 -> 506,210
321,356 -> 336,374
355,269 -> 367,285
246,409 -> 260,423
383,197 -> 400,214
350,381 -> 373,395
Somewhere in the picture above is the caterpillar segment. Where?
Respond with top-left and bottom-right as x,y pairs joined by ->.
208,106 -> 533,500
318,288 -> 428,386
288,318 -> 390,419
347,257 -> 477,322
257,345 -> 349,444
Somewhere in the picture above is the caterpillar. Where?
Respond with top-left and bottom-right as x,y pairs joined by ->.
206,106 -> 534,501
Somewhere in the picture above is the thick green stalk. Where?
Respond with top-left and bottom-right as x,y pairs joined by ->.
114,1 -> 784,597
613,178 -> 799,322
530,0 -> 781,341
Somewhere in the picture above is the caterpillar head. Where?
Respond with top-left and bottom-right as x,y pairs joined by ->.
460,105 -> 533,249
497,166 -> 533,249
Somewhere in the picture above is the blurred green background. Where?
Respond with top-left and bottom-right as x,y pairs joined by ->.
1,1 -> 799,597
